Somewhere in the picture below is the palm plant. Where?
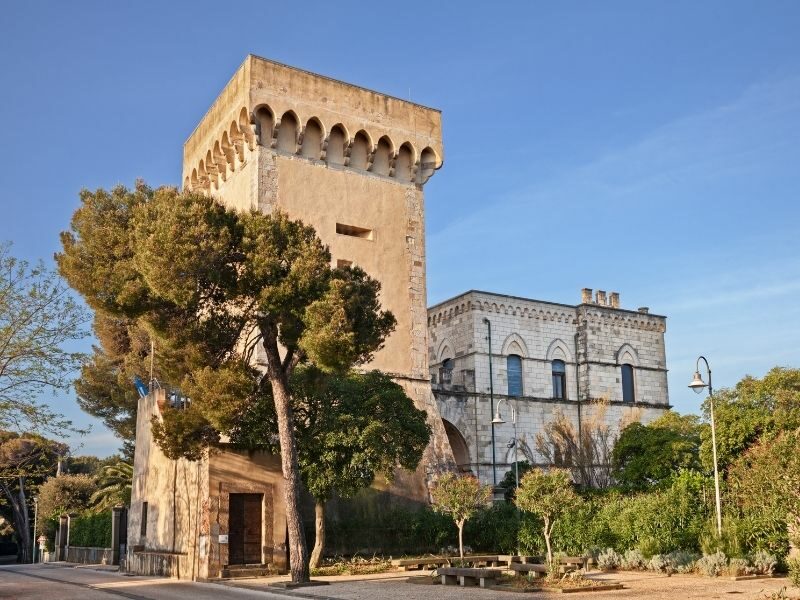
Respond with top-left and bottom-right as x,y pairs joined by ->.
90,460 -> 133,510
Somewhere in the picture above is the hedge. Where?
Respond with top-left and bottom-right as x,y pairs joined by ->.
69,511 -> 112,548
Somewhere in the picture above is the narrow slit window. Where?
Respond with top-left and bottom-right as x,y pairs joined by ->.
140,502 -> 148,537
336,259 -> 353,268
336,223 -> 373,240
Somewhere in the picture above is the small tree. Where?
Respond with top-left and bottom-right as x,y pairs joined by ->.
430,472 -> 492,559
37,473 -> 97,522
515,468 -> 578,565
0,243 -> 87,433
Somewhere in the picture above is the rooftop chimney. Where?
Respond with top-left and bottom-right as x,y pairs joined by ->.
609,292 -> 620,309
581,288 -> 593,304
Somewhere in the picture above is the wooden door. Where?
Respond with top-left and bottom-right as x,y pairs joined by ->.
228,493 -> 263,565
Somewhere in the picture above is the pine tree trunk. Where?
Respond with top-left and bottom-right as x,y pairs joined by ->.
264,337 -> 309,583
309,500 -> 325,569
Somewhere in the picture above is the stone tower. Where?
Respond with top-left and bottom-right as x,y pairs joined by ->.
182,55 -> 453,498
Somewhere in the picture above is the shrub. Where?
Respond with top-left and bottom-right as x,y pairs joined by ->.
750,550 -> 777,575
727,557 -> 752,577
667,550 -> 700,573
37,474 -> 97,521
696,551 -> 728,577
69,511 -> 112,547
621,549 -> 646,570
464,501 -> 520,554
647,554 -> 673,574
597,548 -> 622,570
787,557 -> 800,588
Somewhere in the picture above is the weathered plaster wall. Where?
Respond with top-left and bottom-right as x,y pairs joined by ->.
127,390 -> 208,580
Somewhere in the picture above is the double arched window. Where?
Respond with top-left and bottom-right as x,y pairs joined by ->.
621,364 -> 635,403
507,354 -> 523,396
552,360 -> 566,399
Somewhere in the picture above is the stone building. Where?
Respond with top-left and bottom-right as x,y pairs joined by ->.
127,55 -> 452,578
127,389 -> 287,579
428,288 -> 670,486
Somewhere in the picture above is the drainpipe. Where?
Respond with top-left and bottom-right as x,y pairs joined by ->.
483,318 -> 497,487
574,332 -> 582,447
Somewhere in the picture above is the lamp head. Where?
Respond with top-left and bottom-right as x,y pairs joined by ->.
492,411 -> 505,425
688,371 -> 707,394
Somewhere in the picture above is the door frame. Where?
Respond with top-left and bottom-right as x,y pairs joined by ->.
218,482 -> 273,568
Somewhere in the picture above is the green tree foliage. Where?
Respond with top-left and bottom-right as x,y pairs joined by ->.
90,460 -> 133,511
57,183 -> 396,582
612,412 -> 701,490
0,432 -> 65,562
500,460 -> 533,501
36,474 -> 97,522
228,367 -> 430,567
726,429 -> 800,557
0,243 -> 87,433
430,473 -> 492,558
700,367 -> 800,471
515,468 -> 578,564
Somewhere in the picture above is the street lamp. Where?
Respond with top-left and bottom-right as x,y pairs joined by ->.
688,355 -> 722,537
32,496 -> 38,564
483,318 -> 498,487
492,398 -> 519,491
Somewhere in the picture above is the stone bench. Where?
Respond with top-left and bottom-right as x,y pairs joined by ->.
510,561 -> 578,578
391,557 -> 450,571
438,566 -> 501,588
391,555 -> 503,571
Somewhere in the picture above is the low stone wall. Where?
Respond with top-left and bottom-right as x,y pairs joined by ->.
65,546 -> 113,564
125,550 -> 191,579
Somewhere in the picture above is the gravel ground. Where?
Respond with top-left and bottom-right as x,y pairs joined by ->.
230,570 -> 798,600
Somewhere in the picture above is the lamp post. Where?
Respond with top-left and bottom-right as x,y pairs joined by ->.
688,355 -> 722,537
492,398 -> 519,491
483,318 -> 498,487
32,496 -> 38,564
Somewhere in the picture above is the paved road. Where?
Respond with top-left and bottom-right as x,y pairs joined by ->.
0,563 -> 298,600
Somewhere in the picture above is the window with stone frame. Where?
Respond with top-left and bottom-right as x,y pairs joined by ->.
440,358 -> 454,385
621,364 -> 635,403
507,354 -> 523,396
552,359 -> 567,400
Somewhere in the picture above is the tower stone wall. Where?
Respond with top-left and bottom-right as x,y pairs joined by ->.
182,55 -> 454,495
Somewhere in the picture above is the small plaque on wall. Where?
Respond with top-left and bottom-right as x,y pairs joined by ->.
218,535 -> 229,544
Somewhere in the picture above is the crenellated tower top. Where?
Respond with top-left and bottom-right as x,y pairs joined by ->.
183,55 -> 443,192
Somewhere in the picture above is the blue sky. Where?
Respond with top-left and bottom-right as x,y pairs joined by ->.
1,1 -> 798,457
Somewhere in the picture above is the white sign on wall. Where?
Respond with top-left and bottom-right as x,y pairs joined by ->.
218,534 -> 229,544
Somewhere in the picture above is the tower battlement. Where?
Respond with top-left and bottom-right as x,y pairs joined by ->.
183,55 -> 443,193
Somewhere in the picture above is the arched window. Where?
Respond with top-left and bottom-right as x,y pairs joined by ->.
621,364 -> 635,403
394,143 -> 414,182
507,354 -> 522,396
370,136 -> 392,175
552,359 -> 566,400
440,358 -> 454,385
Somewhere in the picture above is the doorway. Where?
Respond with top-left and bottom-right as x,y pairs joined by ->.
228,493 -> 263,565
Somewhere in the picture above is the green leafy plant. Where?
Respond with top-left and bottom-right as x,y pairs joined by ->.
621,549 -> 646,570
430,473 -> 492,559
516,469 -> 579,564
750,550 -> 777,575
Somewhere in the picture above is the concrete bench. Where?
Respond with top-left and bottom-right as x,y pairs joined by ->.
439,567 -> 501,588
561,556 -> 590,570
391,557 -> 450,571
510,563 -> 549,578
510,562 -> 578,578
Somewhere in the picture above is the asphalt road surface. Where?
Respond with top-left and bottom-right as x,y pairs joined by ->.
0,563 -> 299,600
